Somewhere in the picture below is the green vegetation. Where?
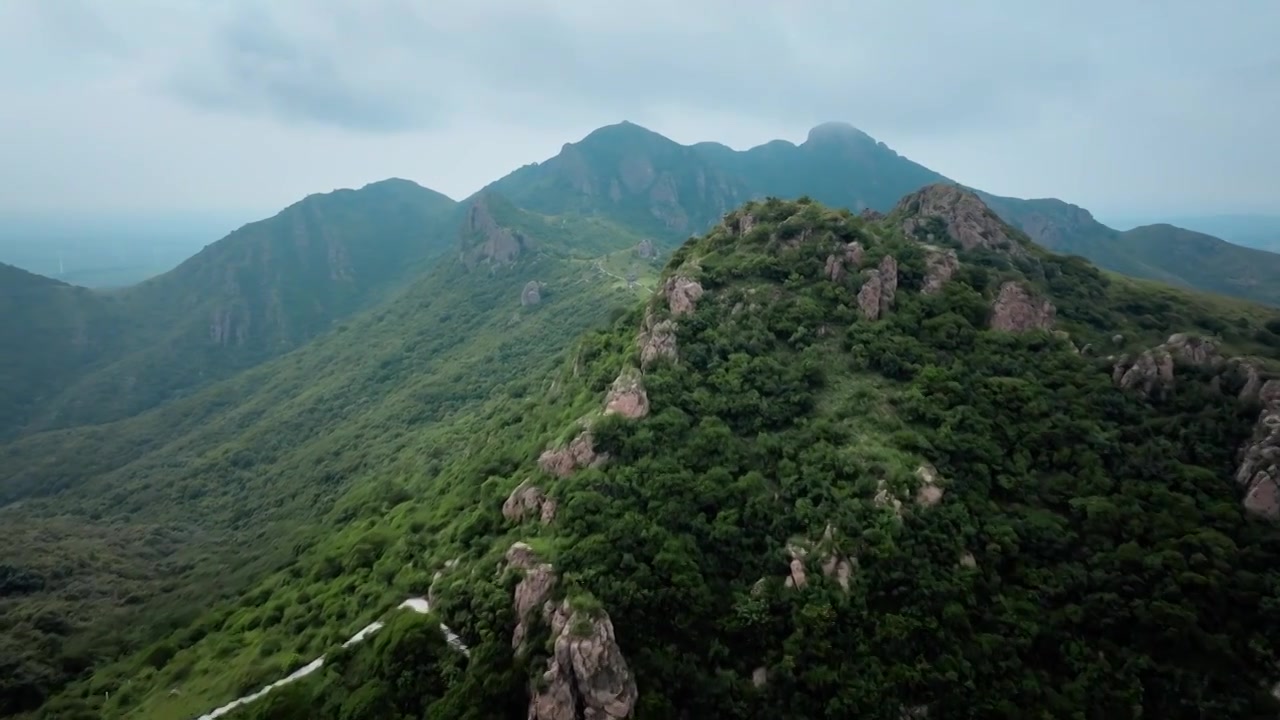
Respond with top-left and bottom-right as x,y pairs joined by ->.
6,121 -> 1280,719
0,196 -> 655,717
21,194 -> 1280,719
0,179 -> 459,439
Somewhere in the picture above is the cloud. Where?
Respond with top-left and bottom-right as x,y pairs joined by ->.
0,0 -> 1277,216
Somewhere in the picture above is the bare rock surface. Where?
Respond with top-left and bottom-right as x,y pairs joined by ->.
857,255 -> 898,320
604,367 -> 649,419
503,480 -> 557,524
897,184 -> 1026,256
989,281 -> 1055,332
921,248 -> 959,295
538,431 -> 606,478
1239,380 -> 1280,519
529,601 -> 638,720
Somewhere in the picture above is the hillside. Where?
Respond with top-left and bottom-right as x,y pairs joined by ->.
0,179 -> 459,438
23,186 -> 1280,719
0,194 -> 664,717
488,121 -> 1280,307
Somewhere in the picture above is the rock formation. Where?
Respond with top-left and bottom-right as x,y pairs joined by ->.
528,600 -> 638,720
824,241 -> 864,282
921,248 -> 959,295
604,367 -> 649,419
782,527 -> 853,592
506,543 -> 637,720
502,480 -> 557,524
1238,380 -> 1280,519
1111,333 -> 1226,398
507,542 -> 558,650
638,310 -> 678,369
914,465 -> 945,506
897,184 -> 1026,256
465,197 -> 531,266
663,275 -> 704,316
538,431 -> 607,478
634,239 -> 656,259
989,281 -> 1055,332
521,281 -> 543,306
857,255 -> 898,321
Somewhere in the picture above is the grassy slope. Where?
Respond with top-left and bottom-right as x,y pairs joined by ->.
37,196 -> 1280,719
1,181 -> 460,440
0,203 -> 660,718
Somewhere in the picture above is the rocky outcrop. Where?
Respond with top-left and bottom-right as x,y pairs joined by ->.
1111,333 -> 1225,398
634,239 -> 656,259
783,526 -> 853,592
921,248 -> 959,295
503,480 -> 557,524
663,275 -> 704,317
521,281 -> 543,306
465,197 -> 531,266
1238,380 -> 1280,519
824,241 -> 864,282
209,307 -> 249,346
783,544 -> 808,589
727,209 -> 757,236
638,310 -> 678,369
506,544 -> 636,720
859,209 -> 885,221
604,367 -> 649,419
897,184 -> 1026,256
507,542 -> 559,650
857,255 -> 898,321
529,600 -> 638,720
914,465 -> 945,506
989,281 -> 1055,332
538,431 -> 607,478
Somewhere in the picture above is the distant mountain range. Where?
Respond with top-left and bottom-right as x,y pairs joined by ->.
4,121 -> 1280,718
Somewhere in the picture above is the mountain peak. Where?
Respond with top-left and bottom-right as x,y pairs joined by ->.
805,121 -> 874,145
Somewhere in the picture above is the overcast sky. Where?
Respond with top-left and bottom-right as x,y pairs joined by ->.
1,0 -> 1277,220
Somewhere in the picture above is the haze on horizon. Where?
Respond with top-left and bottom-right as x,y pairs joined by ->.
1,0 -> 1278,223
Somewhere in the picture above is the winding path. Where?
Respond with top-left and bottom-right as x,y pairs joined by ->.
194,598 -> 467,720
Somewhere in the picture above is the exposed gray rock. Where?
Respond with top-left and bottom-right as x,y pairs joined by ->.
783,544 -> 808,589
604,367 -> 649,419
663,275 -> 704,317
538,431 -> 607,478
857,255 -> 898,321
915,464 -> 945,506
921,248 -> 959,295
521,281 -> 543,306
638,310 -> 678,369
465,197 -> 531,266
897,184 -> 1026,256
989,281 -> 1055,332
1238,380 -> 1280,520
507,543 -> 558,650
752,667 -> 769,688
634,238 -> 656,259
1112,333 -> 1224,398
502,480 -> 556,524
529,600 -> 638,720
823,241 -> 864,282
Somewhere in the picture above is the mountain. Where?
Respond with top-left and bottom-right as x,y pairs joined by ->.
1105,213 -> 1280,252
15,184 -> 1280,719
7,124 -> 1280,718
0,191 -> 662,717
489,121 -> 1280,307
0,179 -> 459,438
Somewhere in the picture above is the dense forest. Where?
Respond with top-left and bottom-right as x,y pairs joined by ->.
21,189 -> 1280,719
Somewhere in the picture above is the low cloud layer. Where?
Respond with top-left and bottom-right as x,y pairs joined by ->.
1,0 -> 1277,217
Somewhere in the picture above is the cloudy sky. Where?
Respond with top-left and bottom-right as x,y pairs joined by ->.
2,0 -> 1277,220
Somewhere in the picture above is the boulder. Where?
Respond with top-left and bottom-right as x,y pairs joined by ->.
663,275 -> 704,317
857,255 -> 899,321
921,248 -> 959,295
915,465 -> 945,506
521,281 -> 543,306
529,600 -> 638,720
604,367 -> 649,419
989,281 -> 1055,332
538,431 -> 607,478
502,480 -> 556,524
638,310 -> 678,369
1238,380 -> 1280,519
